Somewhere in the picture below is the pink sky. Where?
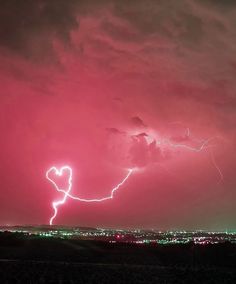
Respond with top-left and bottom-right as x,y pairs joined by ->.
0,0 -> 235,229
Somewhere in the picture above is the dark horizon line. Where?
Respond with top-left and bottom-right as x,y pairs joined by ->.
0,224 -> 235,233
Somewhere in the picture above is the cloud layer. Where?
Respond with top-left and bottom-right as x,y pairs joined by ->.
0,0 -> 235,229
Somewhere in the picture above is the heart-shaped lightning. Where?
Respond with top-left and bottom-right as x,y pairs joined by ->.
46,166 -> 72,195
46,166 -> 73,225
46,166 -> 133,225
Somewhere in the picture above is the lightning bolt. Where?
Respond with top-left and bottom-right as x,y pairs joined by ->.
46,167 -> 133,225
209,149 -> 223,183
46,166 -> 73,225
166,137 -> 223,182
165,137 -> 214,152
46,131 -> 223,225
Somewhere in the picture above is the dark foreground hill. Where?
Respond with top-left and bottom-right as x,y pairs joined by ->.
0,232 -> 236,283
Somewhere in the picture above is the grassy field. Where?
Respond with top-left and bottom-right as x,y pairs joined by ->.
0,232 -> 236,283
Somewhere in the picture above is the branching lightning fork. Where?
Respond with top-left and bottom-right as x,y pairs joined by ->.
46,133 -> 222,225
46,167 -> 133,225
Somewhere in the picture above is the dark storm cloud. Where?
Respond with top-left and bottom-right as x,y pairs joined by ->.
0,0 -> 204,60
201,0 -> 236,9
1,0 -> 236,138
106,127 -> 125,135
0,0 -> 79,59
131,116 -> 146,127
114,0 -> 204,45
129,134 -> 163,167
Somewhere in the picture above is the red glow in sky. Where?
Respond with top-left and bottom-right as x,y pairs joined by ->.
0,0 -> 236,230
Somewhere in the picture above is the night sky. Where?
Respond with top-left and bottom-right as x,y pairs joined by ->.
0,0 -> 236,230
